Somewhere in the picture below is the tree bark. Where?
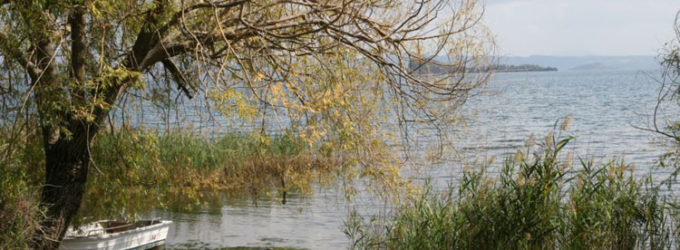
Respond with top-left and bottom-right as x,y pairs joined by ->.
32,124 -> 94,249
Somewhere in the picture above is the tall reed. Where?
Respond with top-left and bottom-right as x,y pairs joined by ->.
79,128 -> 337,221
346,136 -> 679,249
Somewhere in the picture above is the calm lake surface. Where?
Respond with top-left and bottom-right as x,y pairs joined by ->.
161,69 -> 674,249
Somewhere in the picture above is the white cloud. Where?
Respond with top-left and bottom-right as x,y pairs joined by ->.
482,0 -> 679,56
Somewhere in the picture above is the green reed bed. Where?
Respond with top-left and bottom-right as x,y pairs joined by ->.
79,128 -> 336,220
93,129 -> 305,172
346,136 -> 680,250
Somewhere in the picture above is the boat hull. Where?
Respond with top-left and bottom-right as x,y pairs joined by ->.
59,220 -> 172,250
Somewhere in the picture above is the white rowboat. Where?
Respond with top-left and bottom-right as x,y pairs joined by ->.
59,220 -> 172,250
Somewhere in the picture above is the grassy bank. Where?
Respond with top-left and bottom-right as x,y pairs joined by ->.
345,136 -> 680,249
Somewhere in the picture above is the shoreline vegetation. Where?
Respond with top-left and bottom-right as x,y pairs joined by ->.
487,64 -> 559,72
345,134 -> 679,249
84,129 -> 344,215
409,59 -> 558,74
5,121 -> 680,249
1,127 -> 343,248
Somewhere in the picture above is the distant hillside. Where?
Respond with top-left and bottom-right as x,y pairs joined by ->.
499,55 -> 659,71
569,62 -> 615,71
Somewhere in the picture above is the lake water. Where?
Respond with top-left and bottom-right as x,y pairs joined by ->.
159,69 -> 676,249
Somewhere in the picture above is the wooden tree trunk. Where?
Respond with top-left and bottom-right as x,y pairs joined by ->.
32,127 -> 93,249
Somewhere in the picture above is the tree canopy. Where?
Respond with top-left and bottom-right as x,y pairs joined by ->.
0,0 -> 493,248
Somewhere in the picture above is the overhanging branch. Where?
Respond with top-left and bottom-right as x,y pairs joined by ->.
0,30 -> 41,79
161,59 -> 194,99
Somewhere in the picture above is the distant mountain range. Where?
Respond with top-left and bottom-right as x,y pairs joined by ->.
415,55 -> 660,73
499,55 -> 660,71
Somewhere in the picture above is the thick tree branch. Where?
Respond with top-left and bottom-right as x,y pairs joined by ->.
161,59 -> 194,98
68,3 -> 88,108
69,4 -> 86,84
0,31 -> 41,79
128,0 -> 169,69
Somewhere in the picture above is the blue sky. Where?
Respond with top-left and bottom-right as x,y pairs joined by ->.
483,0 -> 680,56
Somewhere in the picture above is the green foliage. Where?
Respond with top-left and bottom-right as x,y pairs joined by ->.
76,128 -> 338,224
0,180 -> 42,249
566,160 -> 671,249
346,135 -> 678,250
0,126 -> 44,248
